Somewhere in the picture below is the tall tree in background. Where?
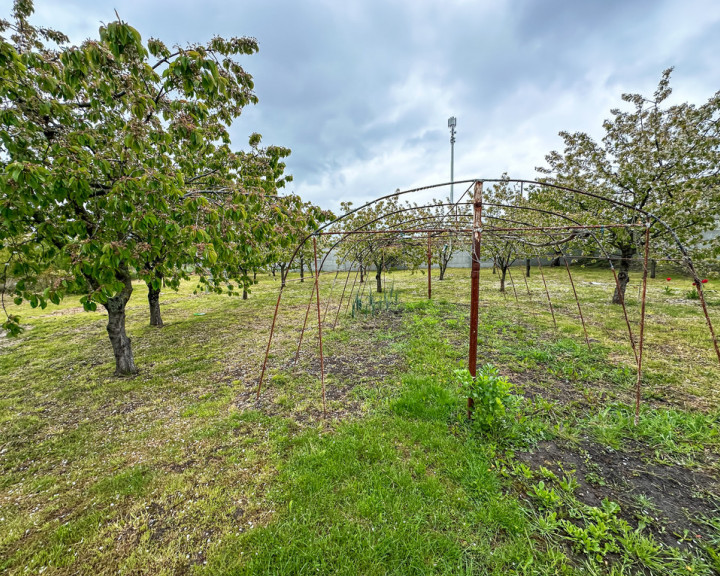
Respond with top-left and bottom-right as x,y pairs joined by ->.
0,2 -> 299,374
482,177 -> 531,292
423,198 -> 471,281
268,202 -> 334,288
336,197 -> 417,293
537,69 -> 720,303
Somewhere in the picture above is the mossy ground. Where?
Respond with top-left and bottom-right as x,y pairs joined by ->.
1,266 -> 718,574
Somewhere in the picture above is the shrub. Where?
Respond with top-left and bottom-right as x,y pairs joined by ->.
455,364 -> 513,430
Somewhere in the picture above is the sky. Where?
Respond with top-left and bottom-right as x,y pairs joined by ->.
23,0 -> 720,212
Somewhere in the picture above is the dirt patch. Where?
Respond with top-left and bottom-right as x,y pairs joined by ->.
517,439 -> 720,547
310,350 -> 404,392
40,306 -> 90,317
164,460 -> 196,474
513,371 -> 606,409
234,312 -> 406,422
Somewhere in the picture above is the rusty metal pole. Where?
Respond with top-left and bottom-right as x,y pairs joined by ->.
322,267 -> 342,324
695,283 -> 720,366
521,266 -> 532,299
427,233 -> 432,299
678,252 -> 720,366
507,265 -> 520,304
257,286 -> 285,401
687,262 -> 720,365
635,223 -> 650,426
294,281 -> 317,365
468,181 -> 483,419
344,268 -> 361,316
313,237 -> 327,416
518,259 -> 539,321
610,265 -> 639,364
536,256 -> 557,329
563,254 -> 591,351
332,265 -> 355,329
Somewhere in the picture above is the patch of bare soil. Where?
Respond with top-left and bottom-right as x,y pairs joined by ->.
517,439 -> 720,548
514,371 -> 609,408
40,306 -> 89,316
234,312 -> 406,422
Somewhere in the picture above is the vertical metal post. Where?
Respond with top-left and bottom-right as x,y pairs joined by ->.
427,233 -> 432,299
695,282 -> 720,366
536,256 -> 557,329
635,223 -> 650,426
507,265 -> 520,303
332,265 -> 355,329
313,237 -> 327,416
294,281 -> 316,365
610,265 -> 639,364
676,243 -> 720,366
518,260 -> 538,321
344,268 -> 361,315
468,181 -> 483,419
563,254 -> 591,351
257,286 -> 285,400
521,266 -> 532,298
322,267 -> 342,324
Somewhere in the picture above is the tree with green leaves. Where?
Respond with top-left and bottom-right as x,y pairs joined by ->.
140,134 -> 294,323
267,202 -> 334,288
536,69 -> 720,303
422,198 -> 471,281
336,197 -> 419,293
481,177 -> 533,292
0,2 -> 301,374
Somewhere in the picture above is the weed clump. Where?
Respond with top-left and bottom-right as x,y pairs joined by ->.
455,364 -> 515,431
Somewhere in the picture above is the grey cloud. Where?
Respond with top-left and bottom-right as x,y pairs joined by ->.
25,0 -> 720,209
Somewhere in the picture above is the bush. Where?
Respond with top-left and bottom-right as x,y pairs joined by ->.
455,364 -> 513,430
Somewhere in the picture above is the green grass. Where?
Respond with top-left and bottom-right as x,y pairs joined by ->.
1,266 -> 719,574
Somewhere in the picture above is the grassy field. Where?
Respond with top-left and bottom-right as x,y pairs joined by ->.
1,265 -> 719,575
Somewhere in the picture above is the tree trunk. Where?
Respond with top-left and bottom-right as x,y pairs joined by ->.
439,261 -> 446,281
612,248 -> 634,304
492,261 -> 497,274
360,265 -> 365,283
280,263 -> 287,288
147,282 -> 163,327
612,270 -> 630,304
526,259 -> 531,277
239,268 -> 249,299
104,270 -> 137,376
375,266 -> 383,293
500,267 -> 507,292
650,259 -> 656,279
299,254 -> 304,282
253,269 -> 257,282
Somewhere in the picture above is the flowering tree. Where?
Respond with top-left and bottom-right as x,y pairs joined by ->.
0,2 -> 301,374
422,198 -> 471,280
267,202 -> 334,288
139,134 -> 295,323
336,196 -> 424,292
537,69 -> 720,303
481,177 -> 536,292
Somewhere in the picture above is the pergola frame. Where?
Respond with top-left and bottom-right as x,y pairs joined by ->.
256,179 -> 719,424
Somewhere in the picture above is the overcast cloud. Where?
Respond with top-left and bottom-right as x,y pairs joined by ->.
26,0 -> 720,211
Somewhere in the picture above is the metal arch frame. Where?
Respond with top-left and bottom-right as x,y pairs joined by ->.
256,178 -> 719,417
